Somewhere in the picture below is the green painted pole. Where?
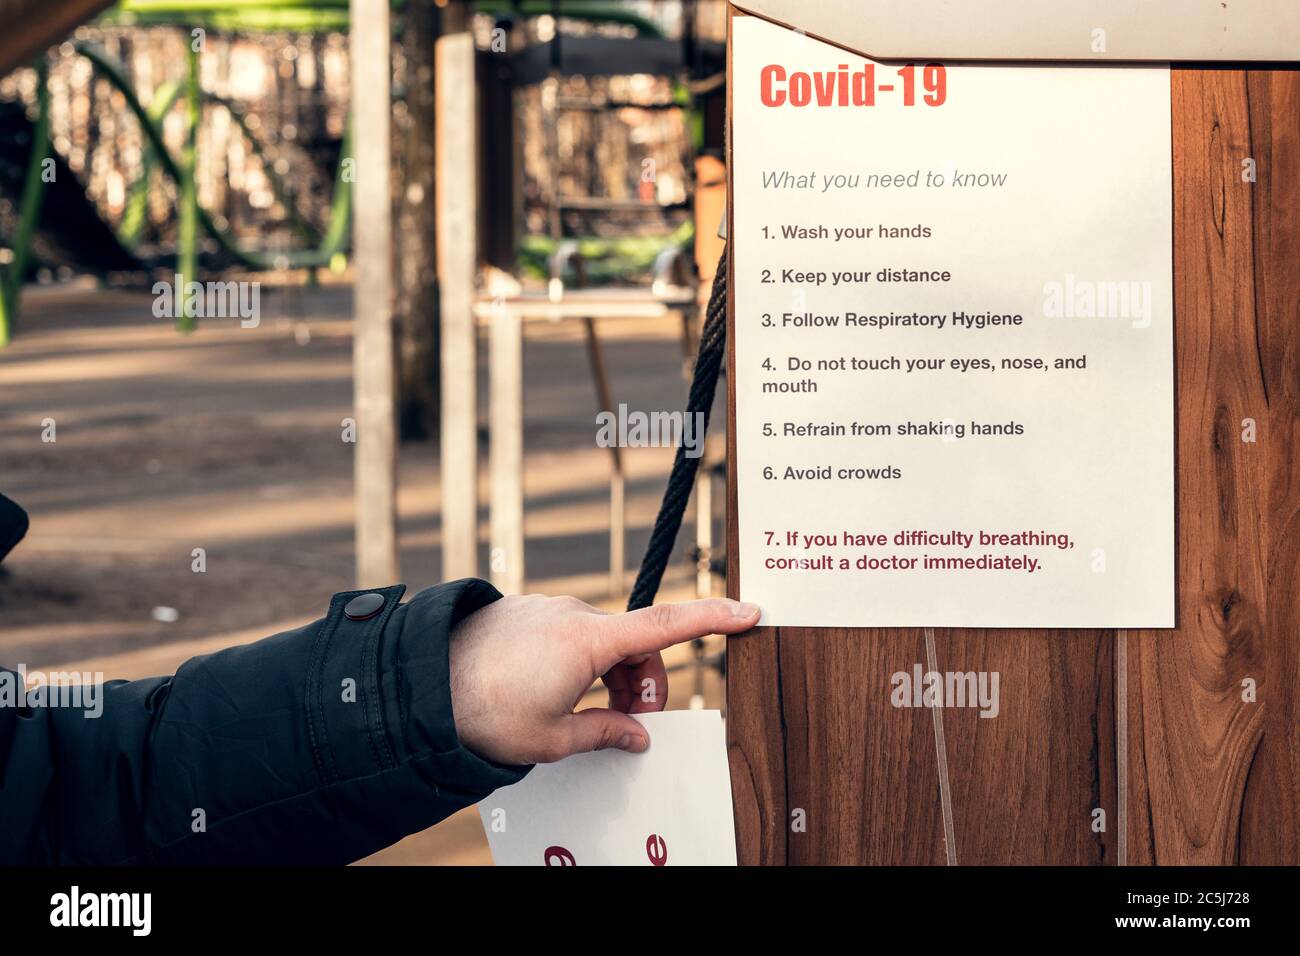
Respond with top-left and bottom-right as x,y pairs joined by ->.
0,59 -> 50,346
177,33 -> 200,332
119,79 -> 181,249
319,117 -> 353,264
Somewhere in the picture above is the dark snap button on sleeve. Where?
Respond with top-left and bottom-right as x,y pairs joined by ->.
343,592 -> 386,621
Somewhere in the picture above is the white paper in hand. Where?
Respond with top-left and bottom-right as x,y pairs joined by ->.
478,710 -> 737,866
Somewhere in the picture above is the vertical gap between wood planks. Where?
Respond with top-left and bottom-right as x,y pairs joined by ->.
924,628 -> 958,865
1116,629 -> 1128,866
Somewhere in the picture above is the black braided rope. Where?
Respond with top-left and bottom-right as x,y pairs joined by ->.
627,248 -> 728,611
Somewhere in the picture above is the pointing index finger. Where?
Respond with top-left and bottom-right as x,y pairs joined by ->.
593,598 -> 760,672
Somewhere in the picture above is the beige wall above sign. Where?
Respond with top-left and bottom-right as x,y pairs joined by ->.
731,0 -> 1300,61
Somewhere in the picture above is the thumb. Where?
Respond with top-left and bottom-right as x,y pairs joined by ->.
556,709 -> 649,759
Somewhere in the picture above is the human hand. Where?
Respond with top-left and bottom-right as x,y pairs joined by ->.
447,594 -> 760,766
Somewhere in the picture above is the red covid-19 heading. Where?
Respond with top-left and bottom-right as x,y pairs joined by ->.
759,63 -> 947,107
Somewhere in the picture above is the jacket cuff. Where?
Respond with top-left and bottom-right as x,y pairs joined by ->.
385,579 -> 532,795
307,578 -> 528,800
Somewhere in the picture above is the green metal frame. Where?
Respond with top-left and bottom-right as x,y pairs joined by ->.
0,39 -> 354,341
76,42 -> 350,271
178,38 -> 200,329
0,61 -> 50,345
0,1 -> 675,344
118,79 -> 180,246
105,2 -> 665,37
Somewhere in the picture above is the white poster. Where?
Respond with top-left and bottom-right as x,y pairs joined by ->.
479,711 -> 737,866
732,16 -> 1175,628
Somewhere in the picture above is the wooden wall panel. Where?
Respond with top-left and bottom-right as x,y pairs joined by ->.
725,13 -> 1298,865
932,629 -> 1117,864
1239,67 -> 1300,866
1127,67 -> 1299,865
781,630 -> 947,865
726,633 -> 787,866
725,277 -> 946,867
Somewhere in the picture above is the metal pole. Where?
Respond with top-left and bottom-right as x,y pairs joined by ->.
177,36 -> 199,333
695,461 -> 712,598
437,14 -> 479,581
351,0 -> 399,587
0,58 -> 48,344
489,306 -> 524,594
581,317 -> 625,596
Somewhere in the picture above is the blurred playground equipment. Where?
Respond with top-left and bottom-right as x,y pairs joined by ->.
0,0 -> 730,603
0,2 -> 361,341
0,1 -> 724,344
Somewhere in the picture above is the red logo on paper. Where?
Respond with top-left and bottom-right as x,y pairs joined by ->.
543,845 -> 577,866
646,834 -> 668,866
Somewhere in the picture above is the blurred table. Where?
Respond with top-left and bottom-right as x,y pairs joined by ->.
470,286 -> 697,596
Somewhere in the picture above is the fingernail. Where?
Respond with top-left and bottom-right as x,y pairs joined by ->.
732,601 -> 761,621
617,734 -> 648,753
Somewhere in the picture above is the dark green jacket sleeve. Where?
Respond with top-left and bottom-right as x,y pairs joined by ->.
0,578 -> 529,865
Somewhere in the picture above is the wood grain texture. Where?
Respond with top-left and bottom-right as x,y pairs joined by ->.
725,9 -> 1297,865
1127,67 -> 1299,865
932,629 -> 1117,864
780,629 -> 948,864
1239,67 -> 1300,866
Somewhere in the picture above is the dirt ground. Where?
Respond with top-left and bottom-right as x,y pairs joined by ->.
0,278 -> 726,864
